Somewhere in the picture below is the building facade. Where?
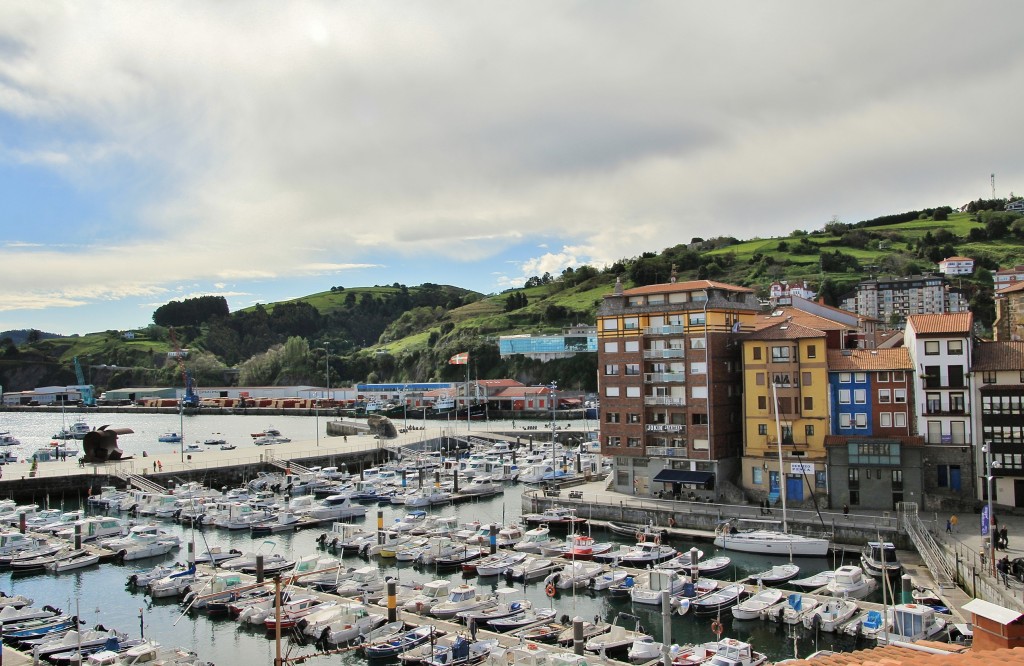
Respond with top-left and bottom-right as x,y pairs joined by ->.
973,341 -> 1024,507
498,326 -> 597,360
938,256 -> 975,275
993,282 -> 1024,342
839,275 -> 967,324
994,265 -> 1024,288
596,278 -> 760,499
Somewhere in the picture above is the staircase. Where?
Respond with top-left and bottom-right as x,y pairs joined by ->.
125,474 -> 168,495
898,501 -> 955,588
267,459 -> 314,475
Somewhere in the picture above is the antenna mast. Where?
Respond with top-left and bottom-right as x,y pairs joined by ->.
992,173 -> 996,199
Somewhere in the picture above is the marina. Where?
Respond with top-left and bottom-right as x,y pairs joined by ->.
0,412 -> 971,665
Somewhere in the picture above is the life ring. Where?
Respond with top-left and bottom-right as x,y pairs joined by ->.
711,619 -> 723,635
654,535 -> 661,545
906,604 -> 916,608
668,518 -> 676,528
636,531 -> 644,543
545,583 -> 557,598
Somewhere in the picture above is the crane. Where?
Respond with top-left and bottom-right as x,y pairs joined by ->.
168,328 -> 200,409
72,356 -> 95,406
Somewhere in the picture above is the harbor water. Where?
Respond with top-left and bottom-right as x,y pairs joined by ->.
0,412 -> 904,664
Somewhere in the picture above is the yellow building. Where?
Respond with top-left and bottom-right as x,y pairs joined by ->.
741,320 -> 831,506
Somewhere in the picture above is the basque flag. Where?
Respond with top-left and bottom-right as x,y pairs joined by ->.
449,352 -> 469,365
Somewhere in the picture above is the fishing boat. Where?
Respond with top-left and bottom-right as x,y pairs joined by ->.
872,604 -> 947,644
731,588 -> 784,620
584,613 -> 649,659
691,583 -> 746,616
860,541 -> 901,577
746,563 -> 800,585
543,561 -> 604,589
487,607 -> 557,632
803,597 -> 858,632
826,565 -> 877,600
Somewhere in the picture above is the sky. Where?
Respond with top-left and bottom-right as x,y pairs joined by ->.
1,2 -> 1023,336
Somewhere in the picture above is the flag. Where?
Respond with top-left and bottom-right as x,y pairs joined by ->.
449,352 -> 469,365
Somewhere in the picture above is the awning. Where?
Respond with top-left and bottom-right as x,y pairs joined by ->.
653,470 -> 715,485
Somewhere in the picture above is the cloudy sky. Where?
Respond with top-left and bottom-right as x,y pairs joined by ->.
1,1 -> 1022,336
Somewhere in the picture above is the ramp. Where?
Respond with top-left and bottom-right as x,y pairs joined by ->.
125,474 -> 167,495
898,502 -> 954,588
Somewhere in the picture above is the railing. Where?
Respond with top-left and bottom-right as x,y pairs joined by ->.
643,349 -> 685,359
644,372 -> 686,383
644,424 -> 685,433
645,447 -> 689,457
644,397 -> 685,406
898,501 -> 954,588
643,326 -> 685,335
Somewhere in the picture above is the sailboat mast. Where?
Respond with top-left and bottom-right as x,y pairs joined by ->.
771,380 -> 788,532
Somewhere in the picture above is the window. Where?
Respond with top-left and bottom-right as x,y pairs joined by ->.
925,340 -> 940,355
624,364 -> 640,376
839,390 -> 851,404
983,371 -> 997,384
894,389 -> 907,403
878,389 -> 891,403
781,425 -> 793,444
605,412 -> 620,423
804,424 -> 814,437
926,392 -> 941,413
894,412 -> 907,427
803,397 -> 813,411
628,296 -> 644,306
752,467 -> 763,484
603,341 -> 618,353
893,371 -> 906,382
854,389 -> 866,404
802,372 -> 812,386
603,319 -> 619,331
752,347 -> 762,360
605,386 -> 620,397
880,412 -> 892,427
690,338 -> 706,349
690,362 -> 707,375
947,339 -> 963,355
688,313 -> 706,326
950,393 -> 965,413
855,372 -> 867,383
691,413 -> 709,425
757,396 -> 767,409
755,373 -> 765,386
806,344 -> 817,359
839,373 -> 852,383
855,413 -> 868,428
624,340 -> 640,353
877,372 -> 890,383
815,471 -> 827,488
758,424 -> 768,435
623,317 -> 639,330
626,438 -> 641,448
848,468 -> 860,485
839,413 -> 852,428
771,346 -> 791,362
691,386 -> 708,399
607,436 -> 621,447
626,386 -> 641,398
604,364 -> 619,375
627,413 -> 641,423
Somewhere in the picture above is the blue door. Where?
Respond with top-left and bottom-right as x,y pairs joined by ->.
787,476 -> 804,502
768,471 -> 780,504
950,466 -> 962,492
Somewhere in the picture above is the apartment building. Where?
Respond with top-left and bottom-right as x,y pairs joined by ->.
596,277 -> 760,499
938,256 -> 975,276
973,341 -> 1024,507
839,275 -> 968,324
823,348 -> 924,511
993,281 -> 1024,342
904,312 -> 976,508
993,265 -> 1024,288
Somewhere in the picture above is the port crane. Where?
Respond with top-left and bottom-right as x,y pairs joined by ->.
168,328 -> 200,409
72,356 -> 96,406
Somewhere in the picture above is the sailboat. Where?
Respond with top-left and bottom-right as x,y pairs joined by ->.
713,381 -> 830,557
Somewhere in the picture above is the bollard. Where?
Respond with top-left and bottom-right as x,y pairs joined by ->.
387,579 -> 397,622
419,468 -> 425,489
512,448 -> 517,466
661,590 -> 672,666
401,470 -> 407,488
434,471 -> 441,488
690,547 -> 699,582
378,510 -> 385,545
573,616 -> 584,655
19,512 -> 26,535
529,436 -> 534,452
74,523 -> 82,550
489,524 -> 498,554
453,470 -> 459,494
187,541 -> 195,565
901,573 -> 913,603
256,555 -> 265,584
576,453 -> 582,473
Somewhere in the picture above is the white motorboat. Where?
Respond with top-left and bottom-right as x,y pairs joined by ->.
496,524 -> 525,547
630,569 -> 687,606
455,588 -> 532,625
429,585 -> 496,619
543,561 -> 604,589
506,556 -> 561,583
826,565 -> 877,600
305,495 -> 368,521
317,604 -> 386,644
627,637 -> 682,664
103,524 -> 181,550
714,521 -> 830,557
149,566 -> 204,598
731,588 -> 784,620
747,563 -> 800,585
861,541 -> 901,577
403,580 -> 452,614
592,568 -> 629,591
459,476 -> 503,496
655,549 -> 705,573
474,551 -> 528,577
872,604 -> 947,644
617,540 -> 677,566
765,593 -> 820,625
514,526 -> 561,554
699,639 -> 767,666
0,432 -> 21,447
56,517 -> 127,543
45,549 -> 100,573
333,566 -> 387,598
803,597 -> 858,632
791,570 -> 835,590
585,613 -> 649,659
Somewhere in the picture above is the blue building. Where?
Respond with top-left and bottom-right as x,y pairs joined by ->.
498,325 -> 596,360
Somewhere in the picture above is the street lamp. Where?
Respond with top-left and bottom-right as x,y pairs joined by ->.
983,444 -> 1001,572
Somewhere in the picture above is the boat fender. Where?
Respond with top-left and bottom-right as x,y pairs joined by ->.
906,604 -> 916,608
128,574 -> 138,586
636,531 -> 644,543
711,619 -> 723,635
654,535 -> 661,545
95,624 -> 107,632
560,614 -> 571,625
117,549 -> 127,563
43,605 -> 58,613
320,626 -> 331,642
545,582 -> 557,598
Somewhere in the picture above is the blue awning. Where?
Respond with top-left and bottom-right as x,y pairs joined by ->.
653,469 -> 715,485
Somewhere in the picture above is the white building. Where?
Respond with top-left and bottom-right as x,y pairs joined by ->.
938,256 -> 975,275
768,280 -> 816,305
905,313 -> 974,446
994,265 -> 1024,288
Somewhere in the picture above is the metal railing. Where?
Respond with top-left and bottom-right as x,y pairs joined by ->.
898,501 -> 954,588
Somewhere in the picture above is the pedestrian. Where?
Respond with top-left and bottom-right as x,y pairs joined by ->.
469,616 -> 477,640
158,460 -> 163,472
951,515 -> 959,532
759,500 -> 765,516
946,518 -> 952,533
843,504 -> 849,517
153,461 -> 157,472
1001,526 -> 1009,550
999,556 -> 1011,587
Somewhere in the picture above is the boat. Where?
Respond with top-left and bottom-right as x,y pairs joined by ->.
263,597 -> 330,631
861,541 -> 901,577
543,561 -> 604,589
459,476 -> 503,497
697,555 -> 732,576
194,546 -> 243,565
693,639 -> 766,666
732,588 -> 784,620
790,570 -> 835,590
615,539 -> 677,566
158,432 -> 183,443
220,443 -> 237,450
556,533 -> 614,560
826,565 -> 877,600
423,635 -> 498,666
184,443 -> 202,453
487,607 -> 557,632
496,524 -> 525,548
513,526 -> 561,554
53,421 -> 90,440
803,597 -> 858,632
45,549 -> 100,573
403,580 -> 452,614
746,563 -> 800,585
204,435 -> 227,445
605,521 -> 650,538
250,510 -> 302,535
592,568 -> 629,591
456,588 -> 532,625
584,613 -> 648,659
630,569 -> 687,606
714,519 -> 830,557
692,583 -> 746,616
766,593 -> 820,625
522,506 -> 587,531
430,585 -> 496,619
872,604 -> 947,644
308,602 -> 386,644
655,549 -> 705,573
333,566 -> 387,598
435,547 -> 486,569
911,587 -> 942,605
364,625 -> 438,660
505,556 -> 561,583
0,432 -> 21,447
473,551 -> 528,577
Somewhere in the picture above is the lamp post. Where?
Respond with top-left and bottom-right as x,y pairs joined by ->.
983,444 -> 1001,573
324,343 -> 331,405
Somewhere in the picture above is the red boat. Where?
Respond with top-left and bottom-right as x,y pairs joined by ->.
562,534 -> 613,561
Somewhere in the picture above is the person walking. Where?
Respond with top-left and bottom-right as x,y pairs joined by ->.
1001,526 -> 1009,550
469,616 -> 478,641
999,556 -> 1011,587
946,518 -> 952,534
843,504 -> 849,517
951,515 -> 959,532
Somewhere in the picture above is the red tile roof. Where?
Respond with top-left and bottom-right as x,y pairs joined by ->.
973,341 -> 1024,372
774,642 -> 976,666
745,321 -> 827,341
620,280 -> 754,295
997,282 -> 1024,295
752,307 -> 856,332
826,348 -> 913,371
490,386 -> 553,398
907,312 -> 973,335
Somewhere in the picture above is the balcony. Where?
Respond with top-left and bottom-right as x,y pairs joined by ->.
646,446 -> 688,457
643,349 -> 685,359
645,372 -> 686,383
644,325 -> 685,335
645,424 -> 686,433
645,396 -> 686,406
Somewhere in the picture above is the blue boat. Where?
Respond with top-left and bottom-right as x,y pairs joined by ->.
5,616 -> 78,640
364,625 -> 436,659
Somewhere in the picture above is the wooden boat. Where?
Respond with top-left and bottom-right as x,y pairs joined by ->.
692,583 -> 746,616
746,563 -> 799,585
732,588 -> 783,620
